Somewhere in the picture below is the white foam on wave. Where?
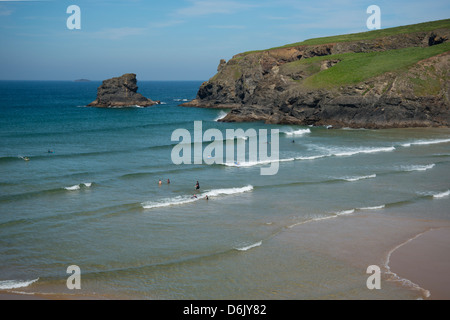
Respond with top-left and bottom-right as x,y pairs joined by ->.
287,215 -> 337,228
336,209 -> 355,215
143,195 -> 198,209
401,138 -> 450,147
235,241 -> 262,251
0,278 -> 39,290
221,144 -> 397,171
288,205 -> 384,229
65,185 -> 80,191
359,205 -> 386,210
64,182 -> 93,191
343,174 -> 376,182
223,158 -> 295,168
214,111 -> 228,122
333,146 -> 395,157
433,190 -> 450,199
401,164 -> 435,172
294,147 -> 394,162
142,185 -> 254,209
295,155 -> 327,161
206,185 -> 254,196
282,128 -> 311,136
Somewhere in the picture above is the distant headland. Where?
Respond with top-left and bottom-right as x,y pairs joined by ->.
181,19 -> 450,129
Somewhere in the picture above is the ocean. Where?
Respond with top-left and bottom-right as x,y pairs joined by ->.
0,81 -> 449,299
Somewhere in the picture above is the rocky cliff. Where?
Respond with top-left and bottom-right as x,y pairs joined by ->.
182,20 -> 450,128
88,73 -> 157,107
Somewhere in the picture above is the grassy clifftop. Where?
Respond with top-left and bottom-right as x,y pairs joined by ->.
242,19 -> 450,55
292,42 -> 450,88
183,19 -> 450,128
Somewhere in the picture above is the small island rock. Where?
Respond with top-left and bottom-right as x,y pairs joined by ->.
88,73 -> 157,107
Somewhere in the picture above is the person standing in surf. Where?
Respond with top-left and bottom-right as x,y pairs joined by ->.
195,181 -> 200,190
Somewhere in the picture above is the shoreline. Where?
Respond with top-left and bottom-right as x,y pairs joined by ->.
274,211 -> 450,300
0,207 -> 450,300
386,227 -> 450,300
0,290 -> 113,300
1,213 -> 449,300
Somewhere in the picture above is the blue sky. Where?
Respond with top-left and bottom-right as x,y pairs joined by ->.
0,0 -> 449,80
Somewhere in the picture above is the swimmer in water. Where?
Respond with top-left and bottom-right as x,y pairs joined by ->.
195,181 -> 200,190
167,179 -> 170,184
192,194 -> 197,199
205,195 -> 209,200
158,179 -> 162,185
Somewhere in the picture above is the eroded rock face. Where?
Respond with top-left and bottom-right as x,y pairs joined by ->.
181,27 -> 450,128
88,73 -> 157,107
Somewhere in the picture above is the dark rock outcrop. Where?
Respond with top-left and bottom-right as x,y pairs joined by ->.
88,73 -> 157,107
181,22 -> 450,128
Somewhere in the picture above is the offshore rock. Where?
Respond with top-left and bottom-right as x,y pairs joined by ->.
88,73 -> 157,107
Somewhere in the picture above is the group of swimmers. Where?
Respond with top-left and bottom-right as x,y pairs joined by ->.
158,179 -> 209,200
158,179 -> 170,185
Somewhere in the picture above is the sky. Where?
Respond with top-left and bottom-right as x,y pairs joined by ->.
0,0 -> 449,81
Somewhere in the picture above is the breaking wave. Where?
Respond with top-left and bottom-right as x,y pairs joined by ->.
221,146 -> 395,169
333,147 -> 396,157
235,241 -> 262,251
401,164 -> 435,172
223,158 -> 295,167
432,190 -> 450,199
142,185 -> 254,209
0,278 -> 39,290
401,138 -> 450,147
342,174 -> 377,182
64,183 -> 93,191
281,128 -> 311,136
214,111 -> 228,122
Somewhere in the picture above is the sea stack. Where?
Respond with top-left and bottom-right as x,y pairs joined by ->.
88,73 -> 158,107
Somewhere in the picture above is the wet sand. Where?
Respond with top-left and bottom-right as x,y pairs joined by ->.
0,293 -> 48,300
277,211 -> 450,299
388,227 -> 450,300
1,212 -> 449,300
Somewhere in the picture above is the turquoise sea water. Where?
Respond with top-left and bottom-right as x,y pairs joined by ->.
0,81 -> 449,299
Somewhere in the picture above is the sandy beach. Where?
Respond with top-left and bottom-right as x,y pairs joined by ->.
387,227 -> 450,300
0,291 -> 112,300
2,211 -> 448,300
274,211 -> 450,299
0,293 -> 47,300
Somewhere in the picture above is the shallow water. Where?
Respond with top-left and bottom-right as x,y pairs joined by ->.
0,81 -> 449,299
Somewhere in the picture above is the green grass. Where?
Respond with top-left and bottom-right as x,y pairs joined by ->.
410,76 -> 442,96
241,19 -> 450,56
297,42 -> 450,88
